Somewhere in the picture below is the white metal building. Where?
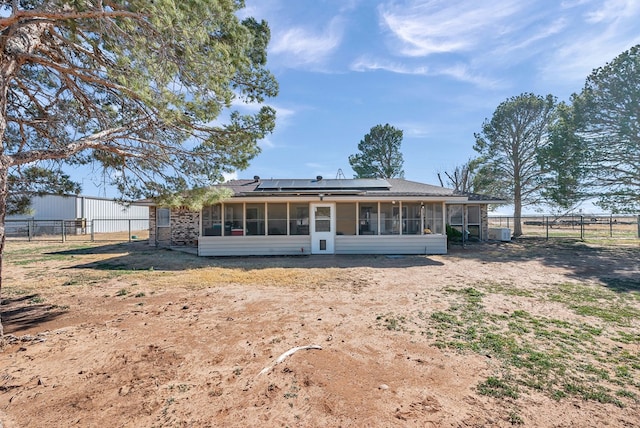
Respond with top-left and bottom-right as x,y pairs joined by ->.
7,194 -> 149,233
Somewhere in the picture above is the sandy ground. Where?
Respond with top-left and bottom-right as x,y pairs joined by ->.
0,239 -> 639,427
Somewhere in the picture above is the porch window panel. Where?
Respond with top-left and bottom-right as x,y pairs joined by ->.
448,205 -> 463,226
379,202 -> 399,235
246,203 -> 266,235
403,203 -> 422,235
336,203 -> 356,235
202,204 -> 222,236
267,203 -> 287,235
359,203 -> 378,235
467,206 -> 481,241
225,203 -> 244,236
289,203 -> 309,235
425,203 -> 444,234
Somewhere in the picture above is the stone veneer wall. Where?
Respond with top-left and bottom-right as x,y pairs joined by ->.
481,205 -> 489,241
149,207 -> 157,246
170,207 -> 200,246
148,206 -> 199,247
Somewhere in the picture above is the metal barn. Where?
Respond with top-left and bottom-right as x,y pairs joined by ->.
7,194 -> 149,234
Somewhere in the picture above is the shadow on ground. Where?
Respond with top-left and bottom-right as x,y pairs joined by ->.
0,295 -> 68,335
449,238 -> 640,293
52,241 -> 444,271
49,238 -> 639,293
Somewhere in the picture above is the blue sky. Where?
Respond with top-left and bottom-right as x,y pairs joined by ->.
82,0 -> 640,201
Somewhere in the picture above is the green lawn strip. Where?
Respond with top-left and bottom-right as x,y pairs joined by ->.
401,285 -> 640,408
547,282 -> 640,325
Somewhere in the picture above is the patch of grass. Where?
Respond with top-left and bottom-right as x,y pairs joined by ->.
480,280 -> 534,298
477,376 -> 519,399
376,313 -> 411,332
115,288 -> 129,297
430,311 -> 461,326
417,282 -> 640,409
11,254 -> 69,265
2,287 -> 29,296
134,292 -> 146,298
547,283 -> 640,325
507,411 -> 525,425
28,295 -> 45,304
616,389 -> 636,399
613,331 -> 640,344
562,383 -> 624,407
572,304 -> 640,324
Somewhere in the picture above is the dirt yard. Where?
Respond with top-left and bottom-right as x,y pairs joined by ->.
1,239 -> 639,427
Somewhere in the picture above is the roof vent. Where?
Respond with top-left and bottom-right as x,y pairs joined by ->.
253,175 -> 260,182
316,175 -> 323,181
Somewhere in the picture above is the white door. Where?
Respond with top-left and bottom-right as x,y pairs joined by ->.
310,203 -> 335,254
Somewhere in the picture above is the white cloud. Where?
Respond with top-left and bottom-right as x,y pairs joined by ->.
379,1 -> 523,57
350,56 -> 429,75
436,64 -> 502,88
396,122 -> 431,138
585,0 -> 640,23
540,0 -> 640,87
496,18 -> 568,54
350,56 -> 499,88
223,171 -> 238,182
270,16 -> 344,66
259,137 -> 276,149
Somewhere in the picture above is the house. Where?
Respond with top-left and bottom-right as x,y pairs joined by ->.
143,177 -> 505,256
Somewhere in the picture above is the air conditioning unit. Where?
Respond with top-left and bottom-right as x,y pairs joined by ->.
488,228 -> 511,242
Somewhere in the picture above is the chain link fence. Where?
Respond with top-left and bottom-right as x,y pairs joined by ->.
489,214 -> 640,240
4,219 -> 150,242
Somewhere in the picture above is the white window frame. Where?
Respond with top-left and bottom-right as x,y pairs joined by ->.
157,207 -> 171,228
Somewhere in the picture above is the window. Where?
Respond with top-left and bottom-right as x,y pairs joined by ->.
246,203 -> 265,236
157,207 -> 170,227
379,202 -> 399,235
467,205 -> 481,241
403,203 -> 422,235
289,203 -> 309,235
314,206 -> 331,232
202,204 -> 222,236
336,203 -> 356,235
359,203 -> 378,235
425,203 -> 444,234
267,203 -> 287,235
225,203 -> 244,236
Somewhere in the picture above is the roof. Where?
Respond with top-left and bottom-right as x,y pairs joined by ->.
222,178 -> 502,199
135,178 -> 506,205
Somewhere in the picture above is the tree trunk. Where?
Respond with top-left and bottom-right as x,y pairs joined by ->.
0,162 -> 7,340
1,42 -> 19,343
513,183 -> 523,237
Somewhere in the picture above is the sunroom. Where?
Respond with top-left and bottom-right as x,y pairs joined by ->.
146,177 -> 502,256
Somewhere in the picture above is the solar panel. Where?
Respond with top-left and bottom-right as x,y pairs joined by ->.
256,178 -> 391,191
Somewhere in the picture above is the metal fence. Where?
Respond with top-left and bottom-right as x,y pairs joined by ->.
4,218 -> 150,242
488,214 -> 640,240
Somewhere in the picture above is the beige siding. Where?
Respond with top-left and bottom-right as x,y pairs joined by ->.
198,235 -> 446,256
199,236 -> 311,256
335,235 -> 447,255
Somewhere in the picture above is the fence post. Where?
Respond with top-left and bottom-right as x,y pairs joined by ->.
91,219 -> 95,242
128,219 -> 132,242
637,215 -> 640,238
61,220 -> 66,243
610,214 -> 613,238
28,220 -> 33,242
580,215 -> 584,241
545,216 -> 549,240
